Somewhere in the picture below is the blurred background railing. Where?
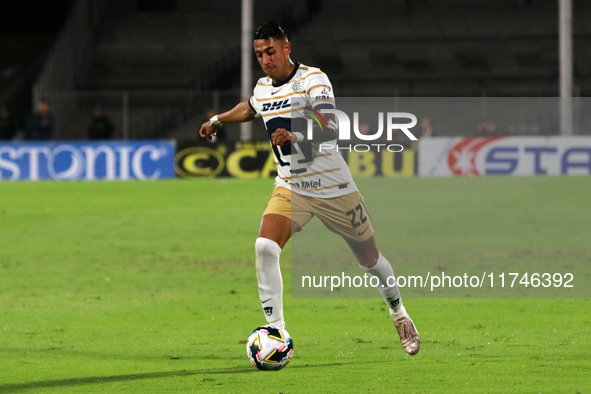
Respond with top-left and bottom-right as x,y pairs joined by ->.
43,89 -> 256,142
32,0 -> 112,138
43,90 -> 591,141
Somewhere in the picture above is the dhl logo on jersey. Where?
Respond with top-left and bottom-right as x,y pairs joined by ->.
261,99 -> 291,112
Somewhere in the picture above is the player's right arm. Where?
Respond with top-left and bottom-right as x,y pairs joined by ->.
199,101 -> 255,139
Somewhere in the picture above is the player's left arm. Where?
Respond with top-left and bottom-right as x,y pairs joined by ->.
270,128 -> 295,146
300,72 -> 338,143
272,73 -> 337,147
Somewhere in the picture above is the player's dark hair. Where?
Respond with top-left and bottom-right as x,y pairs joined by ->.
254,21 -> 288,41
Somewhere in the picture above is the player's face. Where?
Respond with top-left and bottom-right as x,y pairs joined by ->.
254,38 -> 291,81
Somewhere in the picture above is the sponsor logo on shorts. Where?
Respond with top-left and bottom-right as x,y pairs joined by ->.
272,193 -> 291,203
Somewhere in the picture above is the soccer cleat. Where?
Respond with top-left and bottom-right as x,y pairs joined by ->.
393,312 -> 420,356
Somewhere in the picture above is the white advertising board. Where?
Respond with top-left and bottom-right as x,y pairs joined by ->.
419,136 -> 591,177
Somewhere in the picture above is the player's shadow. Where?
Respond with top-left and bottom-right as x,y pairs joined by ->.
0,362 -> 364,392
0,368 -> 256,393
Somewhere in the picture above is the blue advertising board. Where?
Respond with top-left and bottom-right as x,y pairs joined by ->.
0,140 -> 175,181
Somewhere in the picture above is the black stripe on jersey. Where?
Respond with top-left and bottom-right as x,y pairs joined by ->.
265,116 -> 291,139
264,116 -> 315,167
265,117 -> 292,165
291,116 -> 308,134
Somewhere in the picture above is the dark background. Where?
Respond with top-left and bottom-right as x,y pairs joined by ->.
0,0 -> 588,142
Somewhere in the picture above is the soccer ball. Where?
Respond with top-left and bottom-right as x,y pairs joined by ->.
246,325 -> 294,371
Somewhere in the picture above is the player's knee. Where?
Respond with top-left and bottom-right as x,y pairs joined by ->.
255,237 -> 282,260
358,258 -> 378,268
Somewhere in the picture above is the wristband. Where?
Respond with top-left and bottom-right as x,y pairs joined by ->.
292,132 -> 305,142
209,115 -> 223,127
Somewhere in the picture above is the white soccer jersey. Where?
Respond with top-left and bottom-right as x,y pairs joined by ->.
249,62 -> 357,198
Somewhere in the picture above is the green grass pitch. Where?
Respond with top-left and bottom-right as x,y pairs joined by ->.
0,177 -> 590,393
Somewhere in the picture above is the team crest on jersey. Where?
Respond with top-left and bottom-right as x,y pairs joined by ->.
292,80 -> 303,91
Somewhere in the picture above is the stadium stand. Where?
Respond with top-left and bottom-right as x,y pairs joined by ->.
55,0 -> 313,140
30,0 -> 591,140
294,0 -> 591,96
0,35 -> 57,131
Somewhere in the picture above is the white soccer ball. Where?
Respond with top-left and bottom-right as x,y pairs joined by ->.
246,325 -> 294,371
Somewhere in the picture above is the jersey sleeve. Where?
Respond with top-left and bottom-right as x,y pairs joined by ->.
305,72 -> 336,111
248,86 -> 263,118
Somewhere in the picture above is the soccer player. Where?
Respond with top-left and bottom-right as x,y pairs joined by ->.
199,21 -> 420,355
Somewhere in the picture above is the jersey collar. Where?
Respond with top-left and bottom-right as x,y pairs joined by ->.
272,62 -> 301,87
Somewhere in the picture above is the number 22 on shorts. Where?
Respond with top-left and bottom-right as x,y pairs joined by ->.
346,203 -> 367,228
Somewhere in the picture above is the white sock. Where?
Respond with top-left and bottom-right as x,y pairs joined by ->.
255,237 -> 285,329
359,253 -> 406,319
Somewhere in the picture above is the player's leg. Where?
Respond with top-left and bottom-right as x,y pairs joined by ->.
346,235 -> 403,316
314,192 -> 419,355
255,213 -> 292,330
346,235 -> 420,355
258,213 -> 293,249
255,187 -> 311,330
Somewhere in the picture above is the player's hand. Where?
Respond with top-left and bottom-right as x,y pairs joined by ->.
198,121 -> 219,140
271,128 -> 297,146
